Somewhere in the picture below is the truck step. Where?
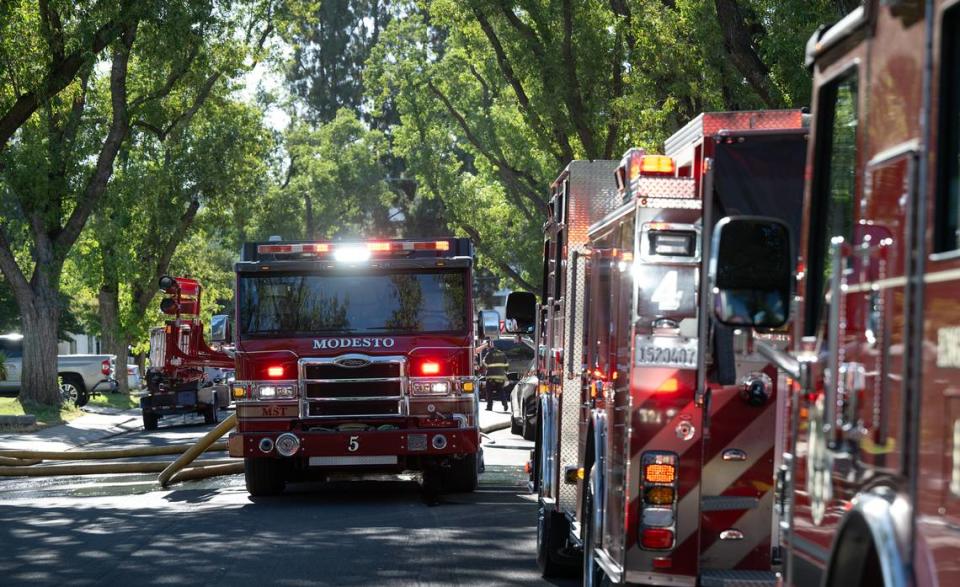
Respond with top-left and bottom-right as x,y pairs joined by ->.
700,569 -> 780,587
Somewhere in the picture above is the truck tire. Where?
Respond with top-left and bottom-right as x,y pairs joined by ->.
142,411 -> 159,431
443,453 -> 479,493
522,400 -> 537,441
203,393 -> 220,425
537,501 -> 578,577
244,458 -> 286,496
60,375 -> 88,407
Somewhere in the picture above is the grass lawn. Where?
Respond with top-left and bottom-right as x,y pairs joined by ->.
0,396 -> 82,428
87,390 -> 140,410
0,389 -> 138,430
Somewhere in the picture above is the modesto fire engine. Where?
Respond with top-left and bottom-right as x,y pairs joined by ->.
507,110 -> 808,585
709,2 -> 960,586
223,238 -> 482,496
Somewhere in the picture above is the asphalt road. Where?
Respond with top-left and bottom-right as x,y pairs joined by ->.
0,414 -> 576,587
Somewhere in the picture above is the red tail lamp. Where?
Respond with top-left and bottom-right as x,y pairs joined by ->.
101,360 -> 111,376
266,365 -> 285,378
641,528 -> 674,550
419,361 -> 442,376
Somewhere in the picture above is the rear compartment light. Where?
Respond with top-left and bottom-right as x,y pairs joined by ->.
649,230 -> 696,257
644,463 -> 677,484
461,381 -> 475,393
641,528 -> 674,550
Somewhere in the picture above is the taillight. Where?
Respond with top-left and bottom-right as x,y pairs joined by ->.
640,452 -> 678,550
101,359 -> 111,376
641,528 -> 674,550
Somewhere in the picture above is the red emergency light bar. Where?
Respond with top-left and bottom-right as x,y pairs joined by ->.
256,240 -> 451,256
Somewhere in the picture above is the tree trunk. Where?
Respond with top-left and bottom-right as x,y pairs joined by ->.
19,299 -> 62,406
98,283 -> 129,394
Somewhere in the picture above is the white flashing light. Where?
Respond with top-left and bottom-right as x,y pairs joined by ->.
334,246 -> 372,263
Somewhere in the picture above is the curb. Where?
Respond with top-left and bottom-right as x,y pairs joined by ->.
0,415 -> 37,431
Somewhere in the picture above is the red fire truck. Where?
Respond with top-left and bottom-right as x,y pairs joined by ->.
142,276 -> 233,430
224,238 -> 482,496
707,2 -> 960,586
510,110 -> 808,585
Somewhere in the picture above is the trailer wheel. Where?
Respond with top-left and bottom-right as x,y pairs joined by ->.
203,394 -> 220,425
537,501 -> 578,577
142,411 -> 159,431
443,453 -> 479,493
244,458 -> 286,496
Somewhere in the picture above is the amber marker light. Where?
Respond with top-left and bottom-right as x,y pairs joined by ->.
644,463 -> 676,484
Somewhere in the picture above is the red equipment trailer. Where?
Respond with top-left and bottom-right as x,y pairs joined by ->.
142,276 -> 233,430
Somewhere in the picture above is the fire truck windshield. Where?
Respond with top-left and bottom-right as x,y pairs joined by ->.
237,270 -> 468,337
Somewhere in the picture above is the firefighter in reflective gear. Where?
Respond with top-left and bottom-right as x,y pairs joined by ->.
483,346 -> 509,412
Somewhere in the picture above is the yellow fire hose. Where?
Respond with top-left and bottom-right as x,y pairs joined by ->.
0,459 -> 238,477
0,413 -> 240,487
0,442 -> 228,462
158,413 -> 237,487
0,457 -> 43,466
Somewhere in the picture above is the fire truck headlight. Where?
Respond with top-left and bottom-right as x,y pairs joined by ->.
411,381 -> 451,395
431,382 -> 449,394
276,385 -> 296,398
258,385 -> 276,399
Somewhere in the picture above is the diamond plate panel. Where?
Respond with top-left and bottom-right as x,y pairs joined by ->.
699,569 -> 780,587
559,160 -> 622,247
630,176 -> 696,200
558,250 -> 589,514
664,110 -> 805,158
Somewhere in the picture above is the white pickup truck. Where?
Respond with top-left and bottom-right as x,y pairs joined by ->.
0,334 -> 118,406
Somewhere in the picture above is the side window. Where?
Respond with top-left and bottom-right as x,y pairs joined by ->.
804,71 -> 860,336
936,6 -> 960,253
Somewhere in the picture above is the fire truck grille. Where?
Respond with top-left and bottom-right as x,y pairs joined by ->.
305,381 -> 402,399
300,356 -> 406,418
305,363 -> 401,380
307,400 -> 401,417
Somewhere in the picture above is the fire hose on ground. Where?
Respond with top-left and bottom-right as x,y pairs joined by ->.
0,414 -> 241,486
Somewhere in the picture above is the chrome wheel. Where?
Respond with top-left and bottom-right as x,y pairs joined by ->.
60,382 -> 79,405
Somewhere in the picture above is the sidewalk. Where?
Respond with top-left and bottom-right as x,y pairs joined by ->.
0,407 -> 142,452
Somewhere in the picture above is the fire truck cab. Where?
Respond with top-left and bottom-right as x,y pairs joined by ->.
514,111 -> 808,586
707,2 -> 960,586
226,238 -> 481,496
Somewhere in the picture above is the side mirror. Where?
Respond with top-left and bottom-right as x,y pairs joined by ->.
505,291 -> 537,334
478,310 -> 501,340
709,216 -> 792,328
210,314 -> 232,344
